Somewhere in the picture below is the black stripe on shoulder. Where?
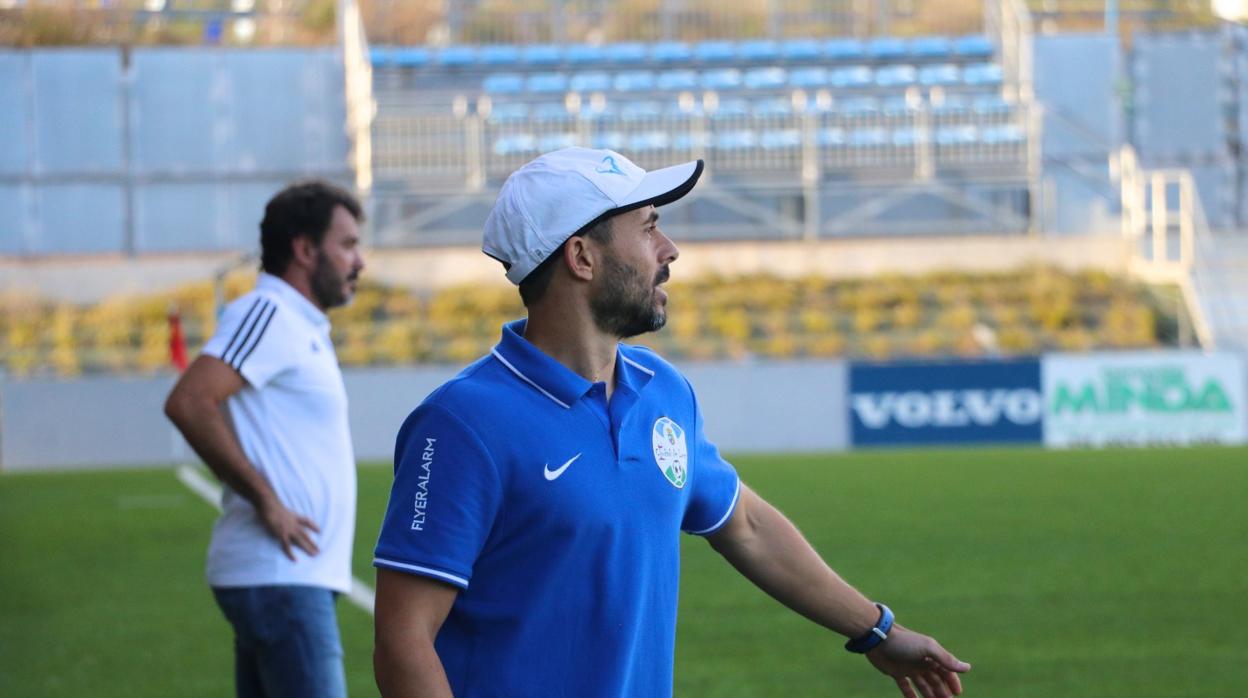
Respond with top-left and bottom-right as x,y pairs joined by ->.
232,303 -> 278,371
225,299 -> 273,367
221,298 -> 265,365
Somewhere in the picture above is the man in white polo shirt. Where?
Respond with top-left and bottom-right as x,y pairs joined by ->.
165,180 -> 365,698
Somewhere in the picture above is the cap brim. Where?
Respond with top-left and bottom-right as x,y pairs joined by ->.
619,159 -> 704,211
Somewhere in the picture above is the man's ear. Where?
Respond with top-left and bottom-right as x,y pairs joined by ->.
563,235 -> 596,282
291,235 -> 317,271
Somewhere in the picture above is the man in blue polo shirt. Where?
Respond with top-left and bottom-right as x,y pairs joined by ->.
373,148 -> 971,698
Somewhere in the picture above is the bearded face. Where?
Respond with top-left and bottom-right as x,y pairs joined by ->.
588,251 -> 671,339
310,247 -> 359,310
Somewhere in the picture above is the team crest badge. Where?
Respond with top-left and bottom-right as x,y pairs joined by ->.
652,417 -> 688,488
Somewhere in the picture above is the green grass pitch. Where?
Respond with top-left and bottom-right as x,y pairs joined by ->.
3,446 -> 1246,697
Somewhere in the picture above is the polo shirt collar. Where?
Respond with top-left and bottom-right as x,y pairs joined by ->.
256,272 -> 329,328
492,320 -> 655,409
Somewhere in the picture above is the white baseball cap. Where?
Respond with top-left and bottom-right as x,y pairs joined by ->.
483,147 -> 704,284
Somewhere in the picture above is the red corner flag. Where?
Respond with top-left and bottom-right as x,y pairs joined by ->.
168,309 -> 189,372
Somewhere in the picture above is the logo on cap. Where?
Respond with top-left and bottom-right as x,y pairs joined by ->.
595,155 -> 625,175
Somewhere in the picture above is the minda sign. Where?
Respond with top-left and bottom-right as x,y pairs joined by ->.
850,359 -> 1043,446
1043,352 -> 1247,447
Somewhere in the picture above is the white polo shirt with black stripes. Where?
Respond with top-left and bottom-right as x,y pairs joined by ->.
199,272 -> 356,593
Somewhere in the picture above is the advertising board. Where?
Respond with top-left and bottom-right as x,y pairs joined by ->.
1043,352 -> 1247,447
849,359 -> 1043,446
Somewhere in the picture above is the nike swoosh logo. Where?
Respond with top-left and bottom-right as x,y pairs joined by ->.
543,453 -> 582,481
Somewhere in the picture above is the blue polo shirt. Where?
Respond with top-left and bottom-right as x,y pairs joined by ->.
374,320 -> 740,697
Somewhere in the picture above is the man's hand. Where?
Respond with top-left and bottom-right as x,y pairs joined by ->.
257,495 -> 321,561
866,625 -> 971,698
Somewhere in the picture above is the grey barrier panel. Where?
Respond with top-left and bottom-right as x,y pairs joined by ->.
220,50 -> 347,173
33,50 -> 124,174
0,374 -> 180,471
342,366 -> 462,463
1132,33 -> 1225,158
1,360 -> 852,471
36,183 -> 126,254
678,360 -> 851,454
1034,34 -> 1122,158
0,185 -> 25,254
131,49 -> 223,173
0,52 -> 26,175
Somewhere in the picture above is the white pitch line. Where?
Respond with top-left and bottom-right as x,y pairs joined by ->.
175,464 -> 376,615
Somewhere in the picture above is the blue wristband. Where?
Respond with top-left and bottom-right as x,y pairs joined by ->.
844,603 -> 894,654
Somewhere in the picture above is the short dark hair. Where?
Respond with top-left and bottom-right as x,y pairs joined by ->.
259,180 -> 364,275
518,216 -> 614,307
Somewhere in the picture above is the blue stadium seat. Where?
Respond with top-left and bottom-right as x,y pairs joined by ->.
487,103 -> 530,123
592,131 -> 627,150
848,127 -> 889,147
935,125 -> 979,145
493,134 -> 537,156
980,124 -> 1025,144
788,67 -> 828,88
479,45 -> 520,65
392,47 -> 430,68
829,66 -> 873,89
673,132 -> 713,149
437,46 -> 477,67
760,129 -> 802,149
614,71 -> 656,92
752,97 -> 793,117
744,67 -> 787,90
891,127 -> 924,146
953,35 -> 995,59
532,102 -> 573,121
881,95 -> 912,115
866,37 -> 908,60
656,69 -> 699,91
527,72 -> 569,93
712,98 -> 751,119
695,41 -> 737,62
523,44 -> 564,65
818,127 -> 847,146
569,71 -> 612,92
918,63 -> 961,86
972,94 -> 1012,114
629,131 -> 671,151
701,68 -> 742,90
538,133 -> 580,151
652,42 -> 693,63
566,44 -> 606,64
621,100 -> 665,121
738,40 -> 780,62
782,39 -> 823,61
579,102 -> 619,120
369,47 -> 391,67
910,36 -> 952,59
874,64 -> 916,87
483,73 -> 525,94
931,94 -> 972,113
962,63 -> 1004,86
715,130 -> 758,150
824,38 -> 866,61
837,96 -> 879,115
606,43 -> 648,64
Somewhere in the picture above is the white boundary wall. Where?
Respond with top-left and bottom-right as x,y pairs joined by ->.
0,360 -> 850,472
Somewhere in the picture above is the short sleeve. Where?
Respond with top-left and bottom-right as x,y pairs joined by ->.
201,295 -> 288,388
681,383 -> 740,536
373,403 -> 503,589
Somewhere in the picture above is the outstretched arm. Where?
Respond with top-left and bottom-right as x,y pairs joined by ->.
707,484 -> 971,698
